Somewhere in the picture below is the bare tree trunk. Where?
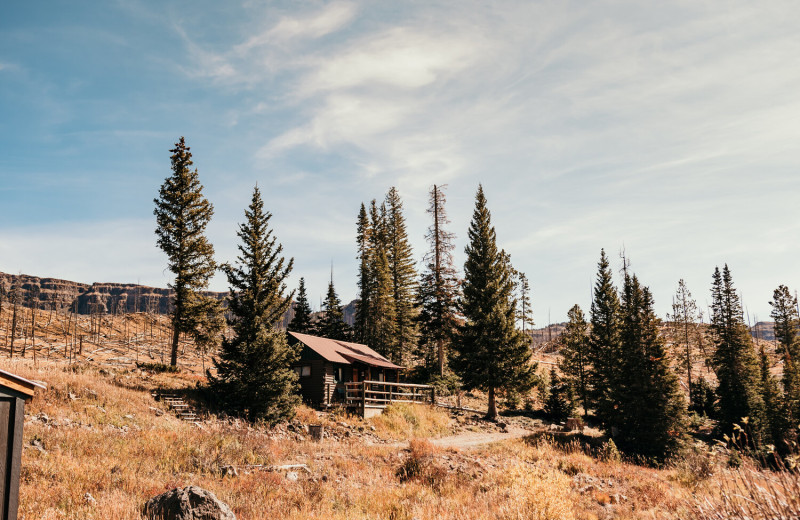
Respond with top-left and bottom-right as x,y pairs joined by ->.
486,386 -> 497,420
683,301 -> 692,407
170,325 -> 180,366
31,306 -> 36,362
10,303 -> 18,358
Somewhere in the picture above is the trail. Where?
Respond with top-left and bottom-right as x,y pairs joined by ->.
383,426 -> 532,450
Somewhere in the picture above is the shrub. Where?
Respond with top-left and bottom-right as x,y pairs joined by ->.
674,445 -> 715,489
136,362 -> 179,373
600,439 -> 621,463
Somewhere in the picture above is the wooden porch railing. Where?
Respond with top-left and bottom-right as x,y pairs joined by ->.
345,380 -> 435,410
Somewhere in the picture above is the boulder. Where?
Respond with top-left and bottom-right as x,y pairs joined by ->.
143,486 -> 236,520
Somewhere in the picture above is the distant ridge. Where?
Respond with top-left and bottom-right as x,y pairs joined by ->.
0,271 -> 226,315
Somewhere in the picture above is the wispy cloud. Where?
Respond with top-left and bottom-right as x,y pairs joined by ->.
240,1 -> 357,49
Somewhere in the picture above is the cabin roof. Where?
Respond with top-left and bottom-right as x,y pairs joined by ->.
288,331 -> 403,370
0,369 -> 47,400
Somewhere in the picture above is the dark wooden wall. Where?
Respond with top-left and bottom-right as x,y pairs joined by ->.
0,391 -> 26,520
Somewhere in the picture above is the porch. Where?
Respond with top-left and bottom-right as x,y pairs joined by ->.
345,380 -> 435,418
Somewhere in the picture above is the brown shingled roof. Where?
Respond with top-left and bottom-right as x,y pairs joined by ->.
288,331 -> 403,370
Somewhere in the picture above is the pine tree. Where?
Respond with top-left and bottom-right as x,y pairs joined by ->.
545,367 -> 575,423
154,137 -> 223,366
769,285 -> 800,444
615,272 -> 686,462
317,278 -> 351,341
417,184 -> 460,377
588,249 -> 622,427
288,277 -> 315,334
207,186 -> 298,425
515,271 -> 534,334
451,185 -> 536,420
710,265 -> 765,441
354,203 -> 373,343
559,304 -> 590,417
384,187 -> 418,366
667,279 -> 703,408
368,200 -> 397,358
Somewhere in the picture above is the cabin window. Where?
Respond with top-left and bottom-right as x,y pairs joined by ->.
377,372 -> 385,382
295,365 -> 311,377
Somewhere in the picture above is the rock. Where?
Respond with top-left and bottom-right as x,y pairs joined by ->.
68,392 -> 77,401
221,465 -> 239,478
84,492 -> 97,506
30,438 -> 46,453
143,486 -> 236,520
285,472 -> 299,482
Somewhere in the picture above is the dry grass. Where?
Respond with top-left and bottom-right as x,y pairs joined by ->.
370,402 -> 454,439
2,356 -> 793,520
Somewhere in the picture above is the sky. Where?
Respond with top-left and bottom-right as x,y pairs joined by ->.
1,1 -> 799,325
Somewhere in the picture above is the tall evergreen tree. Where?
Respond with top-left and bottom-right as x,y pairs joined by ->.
451,185 -> 536,420
384,187 -> 418,365
207,186 -> 298,425
154,137 -> 224,366
559,304 -> 590,417
418,184 -> 460,377
667,279 -> 703,407
317,278 -> 351,341
710,265 -> 765,440
354,203 -> 373,343
615,272 -> 686,462
288,277 -> 315,334
769,285 -> 800,438
368,200 -> 397,358
588,249 -> 622,427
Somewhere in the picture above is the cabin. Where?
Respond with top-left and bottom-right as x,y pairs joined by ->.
288,331 -> 404,407
0,369 -> 46,520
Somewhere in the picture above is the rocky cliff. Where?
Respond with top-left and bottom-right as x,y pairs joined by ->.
0,271 -> 226,315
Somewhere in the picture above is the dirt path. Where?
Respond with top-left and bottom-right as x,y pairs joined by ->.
382,426 -> 532,450
429,426 -> 531,449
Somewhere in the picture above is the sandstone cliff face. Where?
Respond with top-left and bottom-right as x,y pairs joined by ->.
0,272 -> 226,315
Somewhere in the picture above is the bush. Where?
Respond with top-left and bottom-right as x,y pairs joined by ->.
428,373 -> 462,397
396,439 -> 447,488
136,362 -> 179,373
674,445 -> 715,489
600,439 -> 621,463
690,377 -> 717,418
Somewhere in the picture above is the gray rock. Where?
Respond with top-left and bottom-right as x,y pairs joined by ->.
143,486 -> 236,520
285,472 -> 299,482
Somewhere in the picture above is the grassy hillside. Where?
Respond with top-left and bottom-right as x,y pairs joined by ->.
6,357 -> 797,520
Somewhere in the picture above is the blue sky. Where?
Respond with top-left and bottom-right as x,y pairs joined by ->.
1,1 -> 799,325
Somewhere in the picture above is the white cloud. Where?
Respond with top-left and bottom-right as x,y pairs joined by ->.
240,1 -> 357,50
297,27 -> 482,94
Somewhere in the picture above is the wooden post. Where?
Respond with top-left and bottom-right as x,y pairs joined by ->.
361,380 -> 367,416
430,387 -> 435,405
